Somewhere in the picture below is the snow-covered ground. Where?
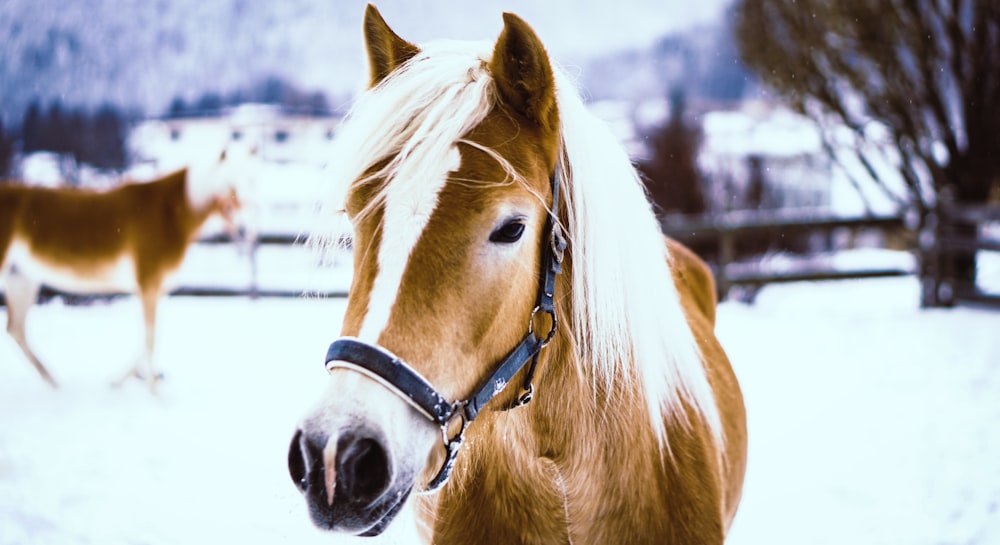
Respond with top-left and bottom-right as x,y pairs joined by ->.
722,277 -> 1000,545
2,270 -> 999,544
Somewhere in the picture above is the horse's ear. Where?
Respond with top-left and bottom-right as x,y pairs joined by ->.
363,4 -> 419,88
489,13 -> 558,131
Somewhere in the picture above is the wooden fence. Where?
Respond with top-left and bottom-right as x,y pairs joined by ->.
661,210 -> 912,302
5,206 -> 997,308
0,233 -> 346,307
177,232 -> 348,298
919,203 -> 1000,307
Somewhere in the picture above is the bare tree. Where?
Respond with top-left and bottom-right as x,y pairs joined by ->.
734,0 -> 1000,298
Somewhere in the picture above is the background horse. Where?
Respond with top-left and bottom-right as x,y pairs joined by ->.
289,5 -> 746,543
0,146 -> 253,390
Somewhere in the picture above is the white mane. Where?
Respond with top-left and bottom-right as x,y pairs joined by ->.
185,143 -> 257,212
318,40 -> 496,233
552,70 -> 723,444
324,39 -> 722,445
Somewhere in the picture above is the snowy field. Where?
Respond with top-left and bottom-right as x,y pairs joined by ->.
2,271 -> 1000,544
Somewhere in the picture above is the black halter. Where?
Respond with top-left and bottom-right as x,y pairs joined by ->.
324,164 -> 566,491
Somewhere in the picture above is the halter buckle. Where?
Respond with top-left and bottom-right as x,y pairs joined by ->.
507,382 -> 534,410
528,306 -> 558,347
550,223 -> 567,266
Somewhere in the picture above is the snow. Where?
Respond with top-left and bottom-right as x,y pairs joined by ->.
722,278 -> 1000,545
2,271 -> 1000,543
0,296 -> 340,544
702,108 -> 823,159
16,153 -> 68,188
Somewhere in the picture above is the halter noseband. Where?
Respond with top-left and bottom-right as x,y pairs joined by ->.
324,164 -> 566,491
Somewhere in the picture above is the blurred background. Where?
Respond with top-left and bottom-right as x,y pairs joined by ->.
1,1 -> 999,544
2,0 -> 998,305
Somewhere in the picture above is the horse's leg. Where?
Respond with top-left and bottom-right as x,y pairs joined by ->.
111,286 -> 161,392
4,270 -> 57,387
137,286 -> 161,393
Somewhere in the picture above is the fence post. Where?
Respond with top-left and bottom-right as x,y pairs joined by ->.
249,235 -> 260,300
918,209 -> 941,307
718,229 -> 733,300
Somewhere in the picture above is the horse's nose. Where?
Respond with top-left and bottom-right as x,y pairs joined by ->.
288,428 -> 392,507
288,429 -> 322,493
336,431 -> 391,505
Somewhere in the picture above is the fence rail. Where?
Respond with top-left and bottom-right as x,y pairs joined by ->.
0,232 -> 347,306
5,206 -> 997,307
661,211 -> 911,301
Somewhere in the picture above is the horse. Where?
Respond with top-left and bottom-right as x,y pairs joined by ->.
288,5 -> 746,543
0,146 -> 253,391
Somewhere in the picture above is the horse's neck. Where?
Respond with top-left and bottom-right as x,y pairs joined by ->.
424,343 -> 587,543
430,334 -> 725,544
429,339 -> 633,542
176,170 -> 220,233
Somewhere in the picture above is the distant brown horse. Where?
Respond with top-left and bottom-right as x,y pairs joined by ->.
0,148 -> 252,390
288,5 -> 746,544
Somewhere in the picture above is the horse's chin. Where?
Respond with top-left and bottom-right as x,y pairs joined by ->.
307,484 -> 412,537
357,488 -> 410,536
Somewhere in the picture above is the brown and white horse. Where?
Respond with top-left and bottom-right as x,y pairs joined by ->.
289,6 -> 746,543
0,147 -> 252,391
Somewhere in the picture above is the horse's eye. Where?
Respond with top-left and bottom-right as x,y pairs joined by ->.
490,220 -> 525,244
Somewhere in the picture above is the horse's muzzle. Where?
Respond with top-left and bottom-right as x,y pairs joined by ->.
288,427 -> 409,535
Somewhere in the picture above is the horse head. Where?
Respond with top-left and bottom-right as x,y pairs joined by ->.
288,5 -> 564,536
189,143 -> 258,244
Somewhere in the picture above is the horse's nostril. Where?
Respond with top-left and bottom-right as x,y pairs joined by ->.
288,429 -> 321,493
337,434 -> 391,505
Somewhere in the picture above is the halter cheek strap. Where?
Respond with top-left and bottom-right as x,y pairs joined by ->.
324,164 -> 566,492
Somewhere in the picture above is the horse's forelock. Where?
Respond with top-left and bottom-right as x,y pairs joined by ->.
324,40 -> 495,224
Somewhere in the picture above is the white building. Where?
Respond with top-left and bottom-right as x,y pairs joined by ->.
128,104 -> 344,238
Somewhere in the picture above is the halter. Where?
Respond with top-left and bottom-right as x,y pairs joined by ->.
324,163 -> 566,491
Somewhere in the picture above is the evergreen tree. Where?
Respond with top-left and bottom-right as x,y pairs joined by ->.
638,89 -> 707,216
90,105 -> 126,170
22,102 -> 44,153
0,119 -> 13,177
167,96 -> 188,118
44,102 -> 71,155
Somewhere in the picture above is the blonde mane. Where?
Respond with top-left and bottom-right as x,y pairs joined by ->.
322,39 -> 722,445
316,39 -> 496,241
552,70 -> 723,444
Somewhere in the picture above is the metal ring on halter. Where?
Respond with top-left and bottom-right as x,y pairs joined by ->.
440,407 -> 470,449
425,405 -> 471,492
528,306 -> 559,346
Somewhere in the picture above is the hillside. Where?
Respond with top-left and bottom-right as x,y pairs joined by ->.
0,0 -> 728,125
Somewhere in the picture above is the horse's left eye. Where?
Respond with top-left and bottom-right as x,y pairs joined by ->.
490,220 -> 525,244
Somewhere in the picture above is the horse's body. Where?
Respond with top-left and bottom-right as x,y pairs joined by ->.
289,6 -> 746,543
0,152 -> 247,389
